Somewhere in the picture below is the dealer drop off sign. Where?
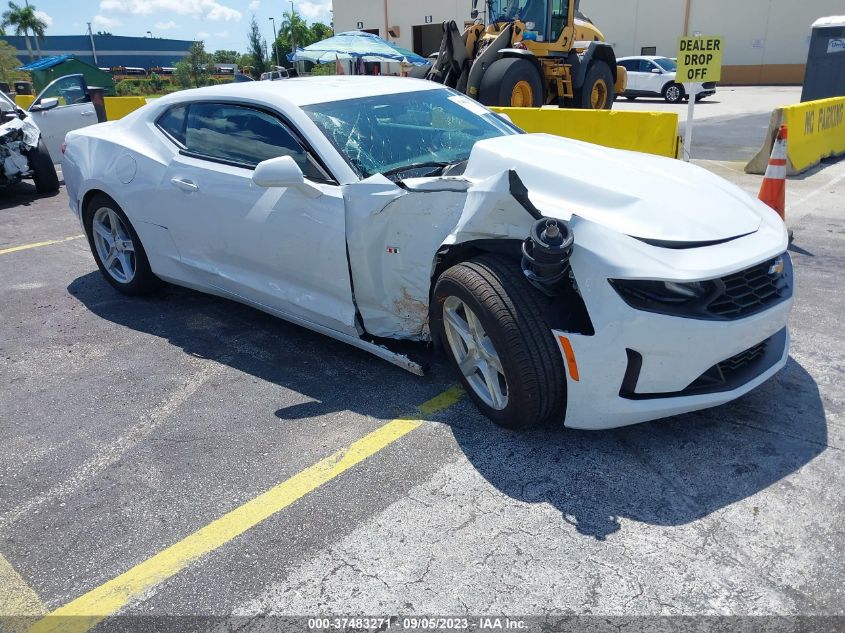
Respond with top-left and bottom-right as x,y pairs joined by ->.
677,36 -> 724,82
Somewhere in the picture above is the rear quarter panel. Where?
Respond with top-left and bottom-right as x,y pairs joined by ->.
62,115 -> 185,280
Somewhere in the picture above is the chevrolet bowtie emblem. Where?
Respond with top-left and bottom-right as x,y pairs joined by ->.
768,258 -> 785,276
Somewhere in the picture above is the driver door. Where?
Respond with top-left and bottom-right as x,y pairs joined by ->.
151,101 -> 359,336
28,74 -> 98,163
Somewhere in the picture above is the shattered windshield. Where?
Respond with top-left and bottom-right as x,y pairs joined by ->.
302,88 -> 521,180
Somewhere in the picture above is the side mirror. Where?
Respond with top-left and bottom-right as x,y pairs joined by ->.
495,112 -> 514,124
252,155 -> 322,198
30,97 -> 60,112
651,68 -> 662,74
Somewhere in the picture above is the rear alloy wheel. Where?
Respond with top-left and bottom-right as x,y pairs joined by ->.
433,254 -> 567,430
479,57 -> 544,108
663,82 -> 684,104
84,194 -> 161,295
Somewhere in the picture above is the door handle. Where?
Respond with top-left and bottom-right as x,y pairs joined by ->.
81,110 -> 96,116
171,178 -> 199,192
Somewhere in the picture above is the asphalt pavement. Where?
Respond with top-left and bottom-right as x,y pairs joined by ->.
1,99 -> 843,633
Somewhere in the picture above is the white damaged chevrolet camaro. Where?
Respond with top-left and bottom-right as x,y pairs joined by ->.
63,77 -> 793,430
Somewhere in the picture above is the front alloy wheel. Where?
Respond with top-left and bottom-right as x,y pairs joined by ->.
432,254 -> 567,430
442,296 -> 508,410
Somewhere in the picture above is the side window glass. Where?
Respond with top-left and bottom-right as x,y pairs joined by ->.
641,60 -> 657,73
550,0 -> 567,42
36,76 -> 88,107
156,106 -> 187,145
184,102 -> 322,179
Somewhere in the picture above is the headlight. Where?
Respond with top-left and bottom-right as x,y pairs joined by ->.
609,278 -> 719,314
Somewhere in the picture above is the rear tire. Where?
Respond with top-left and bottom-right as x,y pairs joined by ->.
28,139 -> 59,194
577,61 -> 615,110
83,194 -> 161,295
432,254 -> 567,430
479,57 -> 544,108
662,82 -> 684,104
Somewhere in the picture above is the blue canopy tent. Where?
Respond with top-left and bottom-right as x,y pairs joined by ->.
288,31 -> 429,66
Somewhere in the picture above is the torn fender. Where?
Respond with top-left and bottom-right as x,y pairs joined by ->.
343,170 -> 539,340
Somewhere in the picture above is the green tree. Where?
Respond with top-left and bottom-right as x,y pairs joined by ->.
1,1 -> 48,60
246,15 -> 267,78
174,41 -> 211,88
212,49 -> 239,64
0,39 -> 20,83
310,22 -> 333,42
280,9 -> 311,53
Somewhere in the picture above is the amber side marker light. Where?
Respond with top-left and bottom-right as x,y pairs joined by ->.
558,335 -> 580,382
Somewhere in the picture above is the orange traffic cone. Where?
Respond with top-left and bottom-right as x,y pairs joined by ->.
758,125 -> 787,221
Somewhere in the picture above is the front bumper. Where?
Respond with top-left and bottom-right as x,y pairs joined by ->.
555,216 -> 792,430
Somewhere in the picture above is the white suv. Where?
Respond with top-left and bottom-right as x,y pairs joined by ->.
617,56 -> 717,104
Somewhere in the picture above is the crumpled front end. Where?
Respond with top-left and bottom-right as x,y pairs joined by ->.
0,116 -> 40,188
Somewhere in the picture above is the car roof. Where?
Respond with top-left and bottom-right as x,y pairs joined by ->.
618,55 -> 672,61
156,75 -> 441,108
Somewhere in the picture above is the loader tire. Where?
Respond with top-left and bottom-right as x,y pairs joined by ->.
479,58 -> 544,108
577,61 -> 615,110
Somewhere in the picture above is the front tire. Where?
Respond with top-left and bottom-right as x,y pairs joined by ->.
577,61 -> 615,110
478,57 -> 544,108
83,194 -> 161,295
28,139 -> 59,194
663,82 -> 684,104
432,254 -> 567,430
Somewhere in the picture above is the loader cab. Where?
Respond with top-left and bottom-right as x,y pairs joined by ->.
481,0 -> 572,45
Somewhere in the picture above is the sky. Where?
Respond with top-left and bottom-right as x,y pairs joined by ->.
26,0 -> 333,53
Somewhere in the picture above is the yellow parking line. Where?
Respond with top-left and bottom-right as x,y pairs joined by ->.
0,553 -> 46,627
31,385 -> 464,633
0,235 -> 85,257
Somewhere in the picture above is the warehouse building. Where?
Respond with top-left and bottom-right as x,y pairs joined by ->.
332,0 -> 845,84
1,34 -> 193,70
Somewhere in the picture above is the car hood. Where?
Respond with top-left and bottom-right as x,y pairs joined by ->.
462,134 -> 763,243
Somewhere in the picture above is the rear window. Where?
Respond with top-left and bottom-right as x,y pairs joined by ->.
156,106 -> 187,145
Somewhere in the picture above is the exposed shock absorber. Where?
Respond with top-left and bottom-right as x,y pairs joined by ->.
521,218 -> 575,296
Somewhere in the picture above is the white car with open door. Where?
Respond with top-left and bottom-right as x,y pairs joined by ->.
617,56 -> 717,103
27,73 -> 102,163
62,77 -> 791,431
0,91 -> 58,193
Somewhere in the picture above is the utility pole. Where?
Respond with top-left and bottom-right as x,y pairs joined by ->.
290,1 -> 296,54
87,22 -> 98,65
269,17 -> 280,68
383,0 -> 389,39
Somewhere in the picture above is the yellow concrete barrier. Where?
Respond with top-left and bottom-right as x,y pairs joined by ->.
746,96 -> 845,175
491,107 -> 681,159
104,96 -> 148,120
14,94 -> 35,109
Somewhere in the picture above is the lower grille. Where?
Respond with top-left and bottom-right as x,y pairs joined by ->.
718,339 -> 768,378
702,82 -> 716,89
620,328 -> 786,400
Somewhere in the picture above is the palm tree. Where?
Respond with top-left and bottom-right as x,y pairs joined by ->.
2,2 -> 48,60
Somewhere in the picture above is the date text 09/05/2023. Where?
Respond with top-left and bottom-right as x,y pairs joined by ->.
308,616 -> 528,630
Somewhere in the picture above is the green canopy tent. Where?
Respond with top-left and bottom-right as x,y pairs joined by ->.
18,55 -> 115,96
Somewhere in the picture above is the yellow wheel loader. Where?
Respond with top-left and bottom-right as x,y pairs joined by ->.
426,0 -> 627,110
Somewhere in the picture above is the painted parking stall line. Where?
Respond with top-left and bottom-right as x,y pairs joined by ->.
30,386 -> 464,633
0,235 -> 84,256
